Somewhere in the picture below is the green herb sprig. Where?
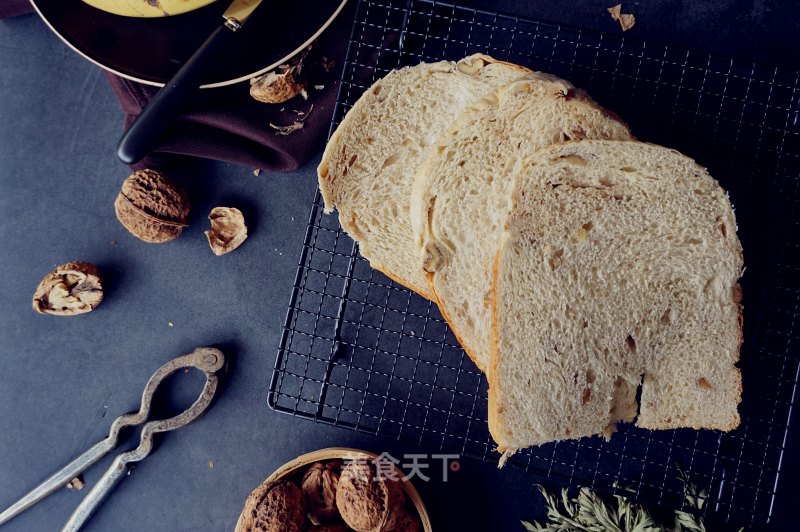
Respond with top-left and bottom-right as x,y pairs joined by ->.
521,471 -> 737,532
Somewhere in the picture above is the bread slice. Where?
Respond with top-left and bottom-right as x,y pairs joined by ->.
318,54 -> 531,299
488,140 -> 743,454
410,75 -> 632,370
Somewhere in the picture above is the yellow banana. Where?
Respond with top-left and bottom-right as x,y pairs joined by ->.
81,0 -> 218,18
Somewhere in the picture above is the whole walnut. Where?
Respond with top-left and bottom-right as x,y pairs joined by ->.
239,480 -> 305,532
302,461 -> 341,524
335,460 -> 405,532
114,169 -> 190,243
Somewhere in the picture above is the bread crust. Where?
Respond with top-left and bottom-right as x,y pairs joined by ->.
427,271 -> 485,371
369,260 -> 433,301
486,244 -> 508,452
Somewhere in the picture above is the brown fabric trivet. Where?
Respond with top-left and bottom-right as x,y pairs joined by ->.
0,0 -> 34,19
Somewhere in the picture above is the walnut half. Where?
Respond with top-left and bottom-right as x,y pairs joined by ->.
32,261 -> 103,316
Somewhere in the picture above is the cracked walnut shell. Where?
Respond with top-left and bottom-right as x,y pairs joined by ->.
302,460 -> 341,525
336,461 -> 405,532
250,45 -> 311,104
205,207 -> 248,256
250,66 -> 305,104
33,261 -> 103,316
240,480 -> 305,532
114,169 -> 190,243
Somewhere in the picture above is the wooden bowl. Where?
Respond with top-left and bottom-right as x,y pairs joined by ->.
234,447 -> 432,531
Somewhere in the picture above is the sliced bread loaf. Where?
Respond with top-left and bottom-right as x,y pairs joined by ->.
410,75 -> 632,370
318,54 -> 531,299
488,140 -> 743,454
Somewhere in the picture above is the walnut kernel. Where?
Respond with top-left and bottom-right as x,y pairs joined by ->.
456,55 -> 489,75
114,169 -> 190,243
32,261 -> 103,316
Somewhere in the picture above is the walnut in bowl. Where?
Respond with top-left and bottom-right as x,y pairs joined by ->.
238,479 -> 305,532
235,449 -> 430,532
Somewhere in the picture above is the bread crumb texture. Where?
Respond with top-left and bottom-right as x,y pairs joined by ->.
490,140 -> 743,451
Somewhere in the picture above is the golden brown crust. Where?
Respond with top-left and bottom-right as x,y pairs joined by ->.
486,246 -> 508,451
369,261 -> 434,302
426,275 -> 485,372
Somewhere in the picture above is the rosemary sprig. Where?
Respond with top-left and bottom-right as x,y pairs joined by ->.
522,472 -> 726,532
674,468 -> 707,532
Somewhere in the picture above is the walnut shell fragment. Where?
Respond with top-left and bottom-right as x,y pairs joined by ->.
239,480 -> 305,532
205,207 -> 248,256
302,460 -> 341,525
607,4 -> 636,31
114,169 -> 190,243
250,44 -> 314,104
250,66 -> 305,104
336,460 -> 405,532
33,261 -> 103,316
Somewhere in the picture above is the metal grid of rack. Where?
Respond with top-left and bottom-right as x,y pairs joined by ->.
270,0 -> 800,526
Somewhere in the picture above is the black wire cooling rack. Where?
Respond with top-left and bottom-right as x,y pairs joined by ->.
270,0 -> 800,527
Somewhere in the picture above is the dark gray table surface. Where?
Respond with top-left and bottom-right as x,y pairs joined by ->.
1,1 -> 798,531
